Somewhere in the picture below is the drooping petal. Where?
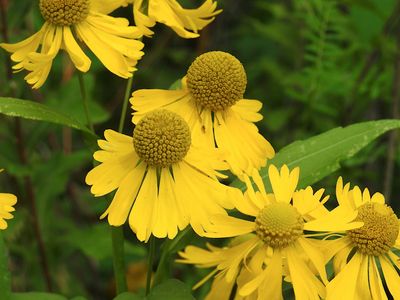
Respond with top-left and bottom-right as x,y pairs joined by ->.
148,0 -> 221,38
239,248 -> 282,298
24,25 -> 63,88
285,245 -> 325,299
91,0 -> 128,14
297,238 -> 327,284
152,168 -> 188,238
128,168 -> 158,242
326,253 -> 363,300
214,110 -> 274,176
63,26 -> 91,72
368,256 -> 388,300
231,99 -> 263,122
172,162 -> 232,235
75,14 -> 144,78
133,0 -> 156,36
0,23 -> 47,66
102,162 -> 146,226
204,214 -> 255,238
380,255 -> 400,299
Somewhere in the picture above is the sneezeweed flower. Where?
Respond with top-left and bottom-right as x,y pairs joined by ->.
108,0 -> 221,38
324,178 -> 400,300
86,109 -> 237,242
0,0 -> 144,89
130,51 -> 275,177
178,165 -> 362,299
0,170 -> 17,230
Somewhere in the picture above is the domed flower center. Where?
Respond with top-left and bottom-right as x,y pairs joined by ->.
39,0 -> 90,26
255,202 -> 304,248
186,51 -> 247,111
347,202 -> 399,256
133,110 -> 191,168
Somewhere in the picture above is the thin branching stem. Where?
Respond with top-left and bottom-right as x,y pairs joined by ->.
146,237 -> 156,296
77,72 -> 94,132
118,76 -> 134,133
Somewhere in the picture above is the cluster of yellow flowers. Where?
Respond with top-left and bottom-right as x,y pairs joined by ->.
1,1 -> 400,299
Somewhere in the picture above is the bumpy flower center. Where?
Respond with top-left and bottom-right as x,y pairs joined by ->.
255,202 -> 304,248
133,110 -> 191,168
186,51 -> 247,111
39,0 -> 90,26
347,203 -> 399,256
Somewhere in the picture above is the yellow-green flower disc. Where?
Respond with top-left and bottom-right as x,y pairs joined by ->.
347,203 -> 399,256
186,51 -> 247,111
133,110 -> 191,168
39,0 -> 90,26
255,202 -> 304,248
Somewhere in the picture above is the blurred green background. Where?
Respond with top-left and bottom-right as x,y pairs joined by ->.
1,0 -> 399,299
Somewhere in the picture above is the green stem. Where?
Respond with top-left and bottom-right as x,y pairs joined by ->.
109,76 -> 135,295
0,232 -> 11,300
111,227 -> 128,294
77,72 -> 94,132
118,76 -> 134,132
146,237 -> 156,296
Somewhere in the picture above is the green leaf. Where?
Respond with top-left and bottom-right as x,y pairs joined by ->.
113,292 -> 143,300
10,293 -> 68,300
232,119 -> 400,190
147,279 -> 195,300
0,97 -> 93,135
0,233 -> 11,300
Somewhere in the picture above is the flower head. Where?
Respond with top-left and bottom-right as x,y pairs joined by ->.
178,165 -> 361,299
130,51 -> 275,177
86,109 -> 237,242
324,178 -> 400,299
0,170 -> 17,230
0,0 -> 144,88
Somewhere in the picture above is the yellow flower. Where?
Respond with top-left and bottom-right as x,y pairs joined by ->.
0,170 -> 17,230
106,0 -> 221,38
0,0 -> 144,89
130,51 -> 275,177
178,165 -> 361,300
86,109 -> 237,242
323,178 -> 400,300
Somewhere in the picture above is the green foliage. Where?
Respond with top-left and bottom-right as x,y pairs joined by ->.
0,98 -> 93,135
113,279 -> 195,300
232,119 -> 400,190
1,0 -> 400,299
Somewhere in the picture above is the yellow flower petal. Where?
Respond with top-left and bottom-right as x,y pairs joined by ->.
128,167 -> 158,242
231,99 -> 263,122
380,255 -> 400,299
104,163 -> 146,226
148,0 -> 221,38
285,245 -> 325,299
268,164 -> 299,204
326,252 -> 363,300
133,0 -> 156,36
63,26 -> 91,72
204,214 -> 255,238
91,0 -> 128,14
0,193 -> 17,231
297,238 -> 327,284
75,15 -> 143,78
239,248 -> 282,297
368,256 -> 388,300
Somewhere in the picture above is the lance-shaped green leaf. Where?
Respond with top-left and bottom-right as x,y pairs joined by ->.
232,119 -> 400,190
0,97 -> 94,135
